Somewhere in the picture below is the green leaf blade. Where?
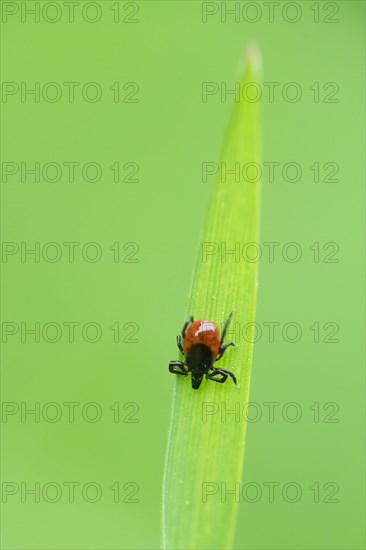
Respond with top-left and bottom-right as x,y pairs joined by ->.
162,45 -> 262,550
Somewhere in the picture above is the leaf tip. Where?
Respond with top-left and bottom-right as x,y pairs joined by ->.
246,42 -> 262,74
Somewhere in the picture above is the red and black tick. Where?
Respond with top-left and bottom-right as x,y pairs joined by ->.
168,310 -> 238,390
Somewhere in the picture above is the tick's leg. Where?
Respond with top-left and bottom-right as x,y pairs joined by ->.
221,309 -> 235,343
181,315 -> 194,339
206,370 -> 227,384
206,367 -> 237,386
215,341 -> 236,362
169,360 -> 188,376
177,334 -> 184,354
216,309 -> 237,361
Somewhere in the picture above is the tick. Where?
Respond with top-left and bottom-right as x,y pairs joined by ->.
168,310 -> 238,390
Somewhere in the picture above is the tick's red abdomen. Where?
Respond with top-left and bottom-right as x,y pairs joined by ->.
184,320 -> 221,357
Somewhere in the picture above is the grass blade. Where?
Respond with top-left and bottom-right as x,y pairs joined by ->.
162,45 -> 262,550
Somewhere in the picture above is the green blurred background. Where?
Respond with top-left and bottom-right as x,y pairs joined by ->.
1,1 -> 364,548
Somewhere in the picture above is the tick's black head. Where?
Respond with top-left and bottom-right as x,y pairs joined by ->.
186,343 -> 214,390
191,373 -> 204,390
